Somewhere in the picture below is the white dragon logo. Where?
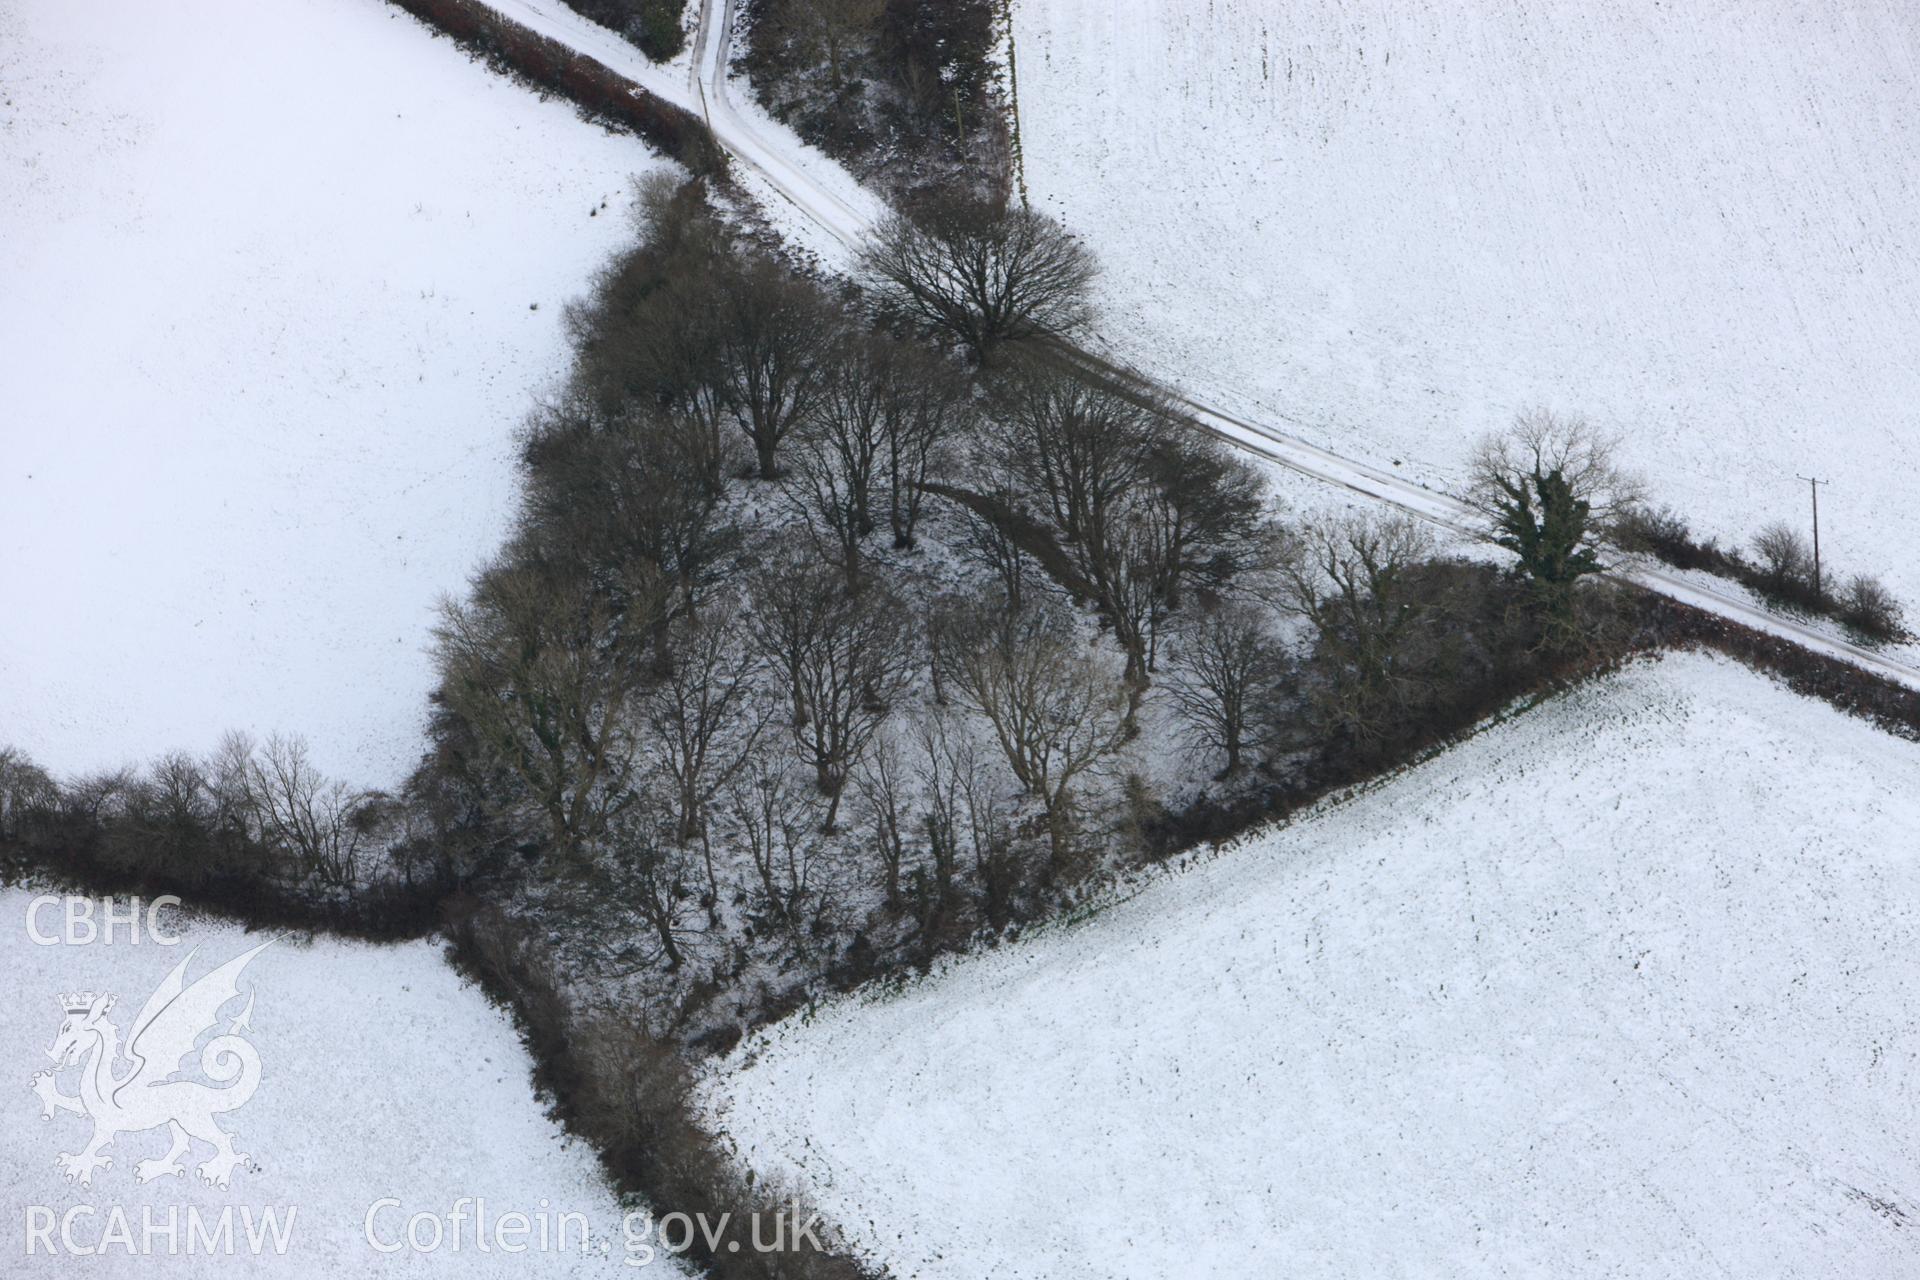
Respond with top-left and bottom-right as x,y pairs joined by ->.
29,940 -> 272,1189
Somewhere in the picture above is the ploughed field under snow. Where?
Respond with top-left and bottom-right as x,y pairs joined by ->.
0,0 -> 670,784
0,888 -> 677,1275
706,652 -> 1920,1278
1013,0 -> 1920,607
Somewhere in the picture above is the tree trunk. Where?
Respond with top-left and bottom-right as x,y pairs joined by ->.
1043,792 -> 1074,877
821,776 -> 846,833
650,903 -> 684,970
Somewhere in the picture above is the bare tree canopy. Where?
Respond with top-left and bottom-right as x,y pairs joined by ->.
519,395 -> 742,628
433,559 -> 662,861
980,358 -> 1272,690
1269,515 -> 1437,748
1165,602 -> 1289,777
641,596 -> 769,845
713,252 -> 840,480
782,331 -> 941,586
746,544 -> 915,830
861,198 -> 1097,361
1839,574 -> 1905,643
565,175 -> 735,494
775,0 -> 885,88
935,592 -> 1129,874
1467,410 -> 1643,632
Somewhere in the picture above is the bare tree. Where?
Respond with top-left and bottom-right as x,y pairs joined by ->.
803,334 -> 894,538
985,360 -> 1167,682
953,479 -> 1034,612
434,560 -> 661,861
781,355 -> 875,586
1164,602 -> 1288,776
898,710 -> 1021,932
593,276 -> 736,493
936,594 -> 1129,874
1144,432 -> 1273,606
641,597 -> 769,847
861,198 -> 1097,360
206,731 -> 262,853
600,803 -> 699,971
108,753 -> 214,881
521,397 -> 741,628
0,748 -> 56,841
1752,522 -> 1814,598
914,709 -> 1019,930
784,427 -> 872,590
58,769 -> 135,830
1468,409 -> 1642,636
1103,495 -> 1183,692
1269,515 -> 1436,748
852,726 -> 912,911
726,762 -> 836,950
746,547 -> 914,829
1839,574 -> 1905,643
713,254 -> 838,479
882,344 -> 970,548
745,544 -> 836,730
790,332 -> 970,563
567,174 -> 736,494
248,735 -> 370,887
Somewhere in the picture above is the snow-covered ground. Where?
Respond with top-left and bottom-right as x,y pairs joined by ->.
706,652 -> 1920,1278
1013,0 -> 1920,607
0,888 -> 683,1275
0,0 -> 672,784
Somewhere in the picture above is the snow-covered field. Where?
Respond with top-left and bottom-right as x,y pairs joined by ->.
0,888 -> 680,1275
1013,0 -> 1920,606
0,0 -> 671,784
706,652 -> 1920,1278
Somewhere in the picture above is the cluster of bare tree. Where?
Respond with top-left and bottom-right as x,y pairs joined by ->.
784,329 -> 973,579
0,736 -> 388,897
1747,523 -> 1903,641
419,179 -> 1341,979
20,164 -> 1918,1280
1471,408 -> 1903,649
973,361 -> 1271,691
1590,440 -> 1909,647
438,181 -> 1697,992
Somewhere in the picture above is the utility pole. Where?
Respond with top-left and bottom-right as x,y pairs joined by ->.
1797,475 -> 1828,599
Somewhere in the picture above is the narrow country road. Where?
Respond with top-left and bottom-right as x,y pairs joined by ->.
479,0 -> 1920,693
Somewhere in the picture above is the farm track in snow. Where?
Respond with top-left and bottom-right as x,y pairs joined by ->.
478,0 -> 1920,694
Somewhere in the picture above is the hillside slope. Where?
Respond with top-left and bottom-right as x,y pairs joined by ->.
1014,0 -> 1920,607
0,0 -> 670,781
708,652 -> 1920,1278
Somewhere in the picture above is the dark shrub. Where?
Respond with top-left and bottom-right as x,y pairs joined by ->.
564,0 -> 687,59
1750,522 -> 1826,612
1616,505 -> 1737,574
1839,574 -> 1905,645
